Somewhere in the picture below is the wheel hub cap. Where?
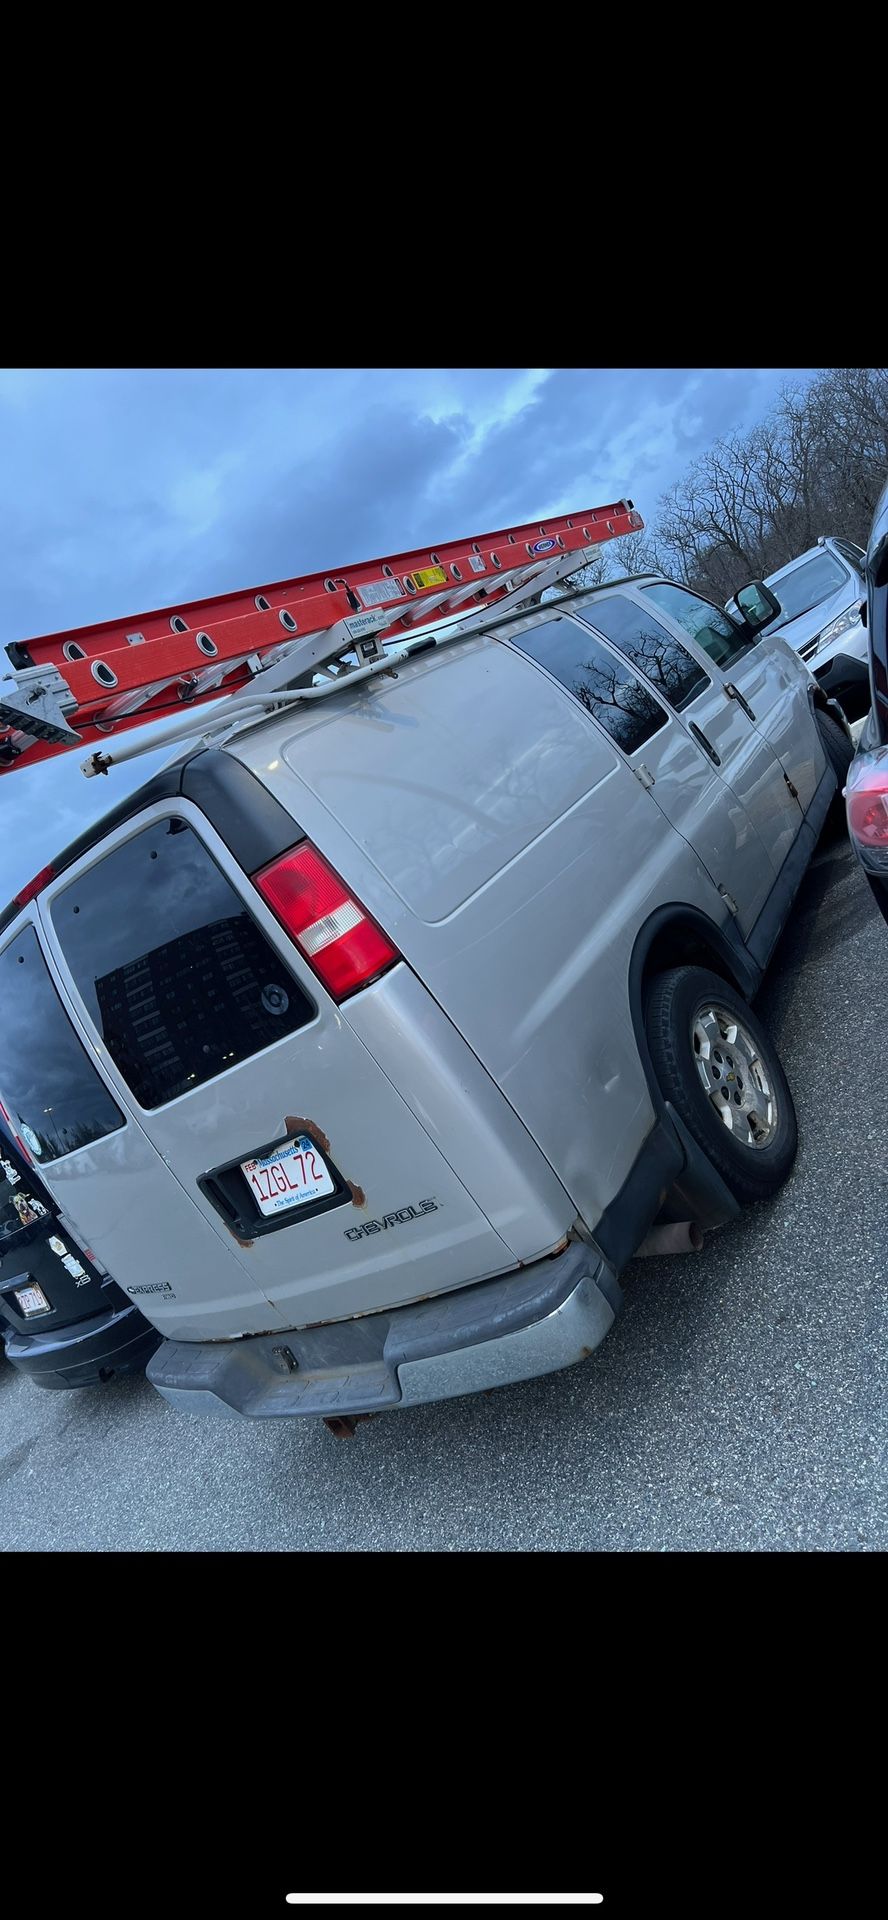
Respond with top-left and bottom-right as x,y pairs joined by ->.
691,1004 -> 778,1149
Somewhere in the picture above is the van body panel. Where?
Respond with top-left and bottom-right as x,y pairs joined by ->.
343,965 -> 575,1260
232,641 -> 737,1226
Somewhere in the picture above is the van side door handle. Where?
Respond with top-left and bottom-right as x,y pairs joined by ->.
689,722 -> 722,766
724,682 -> 757,722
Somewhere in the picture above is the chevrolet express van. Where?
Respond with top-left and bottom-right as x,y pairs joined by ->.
0,574 -> 852,1424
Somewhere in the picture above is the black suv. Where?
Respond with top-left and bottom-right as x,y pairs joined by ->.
845,474 -> 888,924
0,1113 -> 159,1388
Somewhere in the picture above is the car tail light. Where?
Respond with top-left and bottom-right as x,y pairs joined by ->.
846,747 -> 888,869
253,843 -> 400,1000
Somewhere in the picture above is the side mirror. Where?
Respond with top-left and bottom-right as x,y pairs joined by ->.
734,580 -> 782,632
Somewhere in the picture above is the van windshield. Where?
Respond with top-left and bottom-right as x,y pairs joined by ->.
0,926 -> 124,1162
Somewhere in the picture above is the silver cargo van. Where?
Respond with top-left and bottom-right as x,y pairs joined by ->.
0,574 -> 853,1426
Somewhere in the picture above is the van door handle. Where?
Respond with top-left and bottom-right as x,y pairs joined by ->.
724,682 -> 757,722
689,722 -> 722,766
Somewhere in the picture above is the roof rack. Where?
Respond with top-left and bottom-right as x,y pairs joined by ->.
0,501 -> 642,780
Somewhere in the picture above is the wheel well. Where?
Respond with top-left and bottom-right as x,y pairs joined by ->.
628,906 -> 760,1118
639,920 -> 750,1013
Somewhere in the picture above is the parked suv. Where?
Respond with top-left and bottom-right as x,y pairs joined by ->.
728,537 -> 869,720
0,1112 -> 160,1388
0,574 -> 853,1425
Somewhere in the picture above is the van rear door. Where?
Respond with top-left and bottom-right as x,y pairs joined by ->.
0,915 -> 268,1341
40,805 -> 516,1334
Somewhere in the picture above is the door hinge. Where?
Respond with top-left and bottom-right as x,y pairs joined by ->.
784,771 -> 800,801
724,682 -> 757,722
633,762 -> 655,789
718,884 -> 739,915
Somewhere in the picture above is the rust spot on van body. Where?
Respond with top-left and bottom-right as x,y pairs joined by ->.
284,1115 -> 366,1209
285,1114 -> 331,1157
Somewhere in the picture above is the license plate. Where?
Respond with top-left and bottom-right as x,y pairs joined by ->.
240,1135 -> 335,1218
14,1281 -> 51,1318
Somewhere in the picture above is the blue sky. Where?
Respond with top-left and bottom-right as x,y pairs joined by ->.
0,366 -> 813,900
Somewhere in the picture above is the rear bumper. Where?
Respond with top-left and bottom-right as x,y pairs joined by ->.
146,1240 -> 622,1421
3,1302 -> 161,1390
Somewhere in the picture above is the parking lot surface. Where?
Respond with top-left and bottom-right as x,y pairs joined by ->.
2,833 -> 885,1552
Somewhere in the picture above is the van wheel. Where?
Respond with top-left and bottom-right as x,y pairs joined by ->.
645,967 -> 798,1205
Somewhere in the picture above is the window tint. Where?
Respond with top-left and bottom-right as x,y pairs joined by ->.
51,820 -> 315,1110
574,593 -> 711,707
766,551 -> 849,622
511,616 -> 668,755
641,581 -> 752,669
0,927 -> 125,1161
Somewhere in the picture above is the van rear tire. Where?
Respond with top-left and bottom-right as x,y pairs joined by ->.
645,966 -> 798,1206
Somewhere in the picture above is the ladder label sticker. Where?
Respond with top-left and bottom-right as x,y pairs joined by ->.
357,577 -> 405,609
344,610 -> 390,641
529,536 -> 557,554
468,555 -> 487,573
404,566 -> 447,592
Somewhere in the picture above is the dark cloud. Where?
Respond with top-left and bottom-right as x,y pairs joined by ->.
0,367 -> 811,901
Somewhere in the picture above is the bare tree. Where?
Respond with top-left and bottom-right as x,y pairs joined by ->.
646,368 -> 888,603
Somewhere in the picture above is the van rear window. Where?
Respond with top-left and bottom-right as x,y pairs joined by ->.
50,819 -> 315,1110
0,927 -> 125,1161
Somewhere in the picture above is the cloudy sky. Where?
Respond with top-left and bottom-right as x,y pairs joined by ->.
0,366 -> 813,901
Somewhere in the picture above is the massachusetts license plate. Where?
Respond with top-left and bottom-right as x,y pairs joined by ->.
240,1135 -> 335,1218
14,1281 -> 51,1317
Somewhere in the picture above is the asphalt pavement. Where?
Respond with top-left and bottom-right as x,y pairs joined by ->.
2,832 -> 885,1552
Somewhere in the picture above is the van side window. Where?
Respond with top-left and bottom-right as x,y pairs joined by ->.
640,581 -> 754,669
573,593 -> 712,708
51,820 -> 316,1111
0,927 -> 125,1161
511,616 -> 668,755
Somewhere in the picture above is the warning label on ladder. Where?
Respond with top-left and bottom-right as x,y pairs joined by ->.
357,578 -> 405,609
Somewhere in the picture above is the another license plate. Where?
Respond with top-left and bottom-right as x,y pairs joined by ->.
14,1281 -> 51,1317
240,1135 -> 335,1218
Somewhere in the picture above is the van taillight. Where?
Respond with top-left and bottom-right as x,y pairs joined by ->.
253,843 -> 400,1000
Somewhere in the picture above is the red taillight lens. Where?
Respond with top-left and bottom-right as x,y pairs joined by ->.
253,842 -> 400,1000
14,862 -> 56,907
846,751 -> 888,861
